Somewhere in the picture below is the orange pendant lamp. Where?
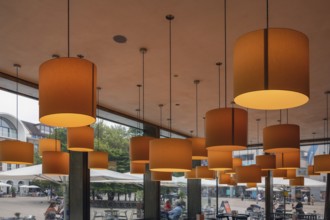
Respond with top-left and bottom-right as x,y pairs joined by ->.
151,171 -> 172,181
273,169 -> 287,178
218,171 -> 231,185
264,124 -> 300,153
256,154 -> 276,170
88,151 -> 108,169
308,165 -> 320,176
149,15 -> 192,173
130,136 -> 155,164
195,166 -> 215,180
226,158 -> 242,174
67,126 -> 94,152
276,151 -> 300,170
42,151 -> 69,175
290,177 -> 304,186
207,151 -> 232,171
205,2 -> 247,152
284,169 -> 297,180
39,2 -> 97,128
0,64 -> 33,164
185,168 -> 198,179
236,165 -> 262,183
233,1 -> 309,110
130,162 -> 146,174
39,138 -> 61,157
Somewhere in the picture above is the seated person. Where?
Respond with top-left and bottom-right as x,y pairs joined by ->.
294,201 -> 304,215
44,202 -> 58,220
164,200 -> 172,212
168,200 -> 183,220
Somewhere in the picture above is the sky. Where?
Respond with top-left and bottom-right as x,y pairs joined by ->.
0,90 -> 40,123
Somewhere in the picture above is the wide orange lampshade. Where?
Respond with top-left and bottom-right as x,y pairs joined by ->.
226,158 -> 243,174
130,136 -> 154,164
276,151 -> 300,170
233,28 -> 309,110
228,177 -> 237,186
308,165 -> 320,176
151,171 -> 172,181
149,138 -> 192,172
273,169 -> 287,178
39,138 -> 61,156
0,140 -> 34,164
195,166 -> 215,179
39,57 -> 97,127
67,126 -> 94,152
290,177 -> 304,186
42,151 -> 69,175
88,151 -> 108,169
261,170 -> 269,177
256,154 -> 276,170
205,108 -> 247,151
285,169 -> 297,180
185,168 -> 198,179
130,162 -> 146,174
236,165 -> 262,183
218,171 -> 231,184
264,124 -> 300,153
187,137 -> 207,160
314,155 -> 330,173
246,183 -> 257,188
207,151 -> 232,171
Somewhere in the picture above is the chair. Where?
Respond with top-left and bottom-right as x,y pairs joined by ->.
92,211 -> 104,220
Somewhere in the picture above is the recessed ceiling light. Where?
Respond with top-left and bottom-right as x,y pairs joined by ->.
113,35 -> 127,44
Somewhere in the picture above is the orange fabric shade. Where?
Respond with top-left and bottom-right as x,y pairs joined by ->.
130,162 -> 146,174
39,138 -> 61,156
0,140 -> 34,164
207,151 -> 232,171
314,155 -> 330,173
88,151 -> 108,169
130,136 -> 154,163
187,137 -> 207,160
39,57 -> 97,127
205,108 -> 247,151
236,165 -> 262,183
67,126 -> 94,152
42,151 -> 69,175
151,171 -> 172,181
195,166 -> 215,180
256,154 -> 276,170
233,28 -> 309,110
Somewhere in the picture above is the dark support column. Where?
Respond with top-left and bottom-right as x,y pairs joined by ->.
265,170 -> 273,219
143,123 -> 160,220
188,161 -> 201,219
324,174 -> 330,219
69,152 -> 90,220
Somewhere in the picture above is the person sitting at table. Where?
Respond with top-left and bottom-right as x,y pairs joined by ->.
44,202 -> 58,220
294,201 -> 304,215
168,200 -> 183,220
164,200 -> 172,212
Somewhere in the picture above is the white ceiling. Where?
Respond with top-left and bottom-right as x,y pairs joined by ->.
1,0 -> 330,144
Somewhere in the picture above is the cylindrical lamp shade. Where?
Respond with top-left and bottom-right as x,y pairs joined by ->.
39,139 -> 61,156
273,169 -> 287,178
314,155 -> 330,173
130,162 -> 145,174
226,158 -> 243,174
207,151 -> 232,171
290,177 -> 304,186
264,124 -> 300,153
151,171 -> 172,181
185,168 -> 198,179
205,108 -> 247,151
285,169 -> 297,179
187,137 -> 207,160
39,57 -> 97,127
149,138 -> 192,172
246,183 -> 257,188
88,151 -> 108,169
67,126 -> 94,152
236,165 -> 262,183
261,170 -> 269,177
195,166 -> 215,180
276,151 -> 300,170
42,151 -> 69,175
219,172 -> 231,184
256,155 -> 276,170
130,136 -> 155,163
228,177 -> 237,186
233,28 -> 309,110
0,140 -> 34,164
308,165 -> 320,176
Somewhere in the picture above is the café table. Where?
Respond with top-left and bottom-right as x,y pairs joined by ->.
104,209 -> 119,220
